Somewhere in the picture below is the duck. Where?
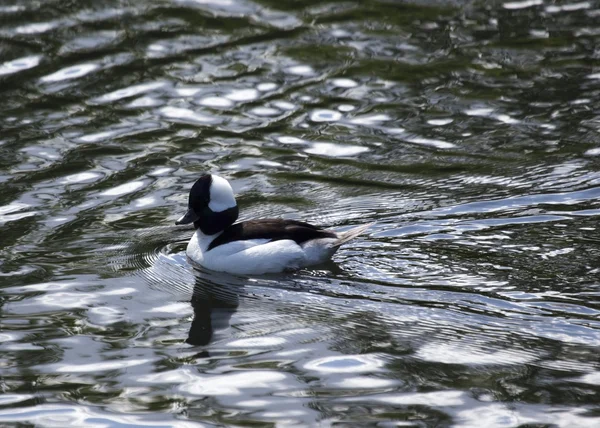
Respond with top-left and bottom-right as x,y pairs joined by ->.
175,174 -> 373,275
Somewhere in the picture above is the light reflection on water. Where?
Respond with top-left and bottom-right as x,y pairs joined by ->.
1,0 -> 600,426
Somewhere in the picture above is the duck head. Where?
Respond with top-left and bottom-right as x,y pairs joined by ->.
176,174 -> 239,235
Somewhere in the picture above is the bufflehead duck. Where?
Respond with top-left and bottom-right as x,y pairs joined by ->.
176,174 -> 372,275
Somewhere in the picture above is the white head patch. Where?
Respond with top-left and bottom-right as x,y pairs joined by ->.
208,175 -> 237,212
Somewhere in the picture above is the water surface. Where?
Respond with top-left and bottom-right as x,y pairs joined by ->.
1,0 -> 600,426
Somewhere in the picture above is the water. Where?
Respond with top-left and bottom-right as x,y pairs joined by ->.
1,0 -> 599,426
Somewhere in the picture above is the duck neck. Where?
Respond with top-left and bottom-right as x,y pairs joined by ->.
193,205 -> 239,235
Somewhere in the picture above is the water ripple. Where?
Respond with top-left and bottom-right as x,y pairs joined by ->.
0,55 -> 42,76
1,0 -> 600,425
40,63 -> 99,83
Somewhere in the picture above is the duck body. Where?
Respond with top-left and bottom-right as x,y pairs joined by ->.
176,174 -> 371,275
187,219 -> 342,275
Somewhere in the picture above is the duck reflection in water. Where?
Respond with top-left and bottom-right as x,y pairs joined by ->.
184,260 -> 343,346
186,268 -> 242,346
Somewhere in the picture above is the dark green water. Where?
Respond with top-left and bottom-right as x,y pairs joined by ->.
1,0 -> 600,426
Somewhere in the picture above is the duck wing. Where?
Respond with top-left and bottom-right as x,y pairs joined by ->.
207,219 -> 337,251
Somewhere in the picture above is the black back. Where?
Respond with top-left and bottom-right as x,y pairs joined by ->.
207,219 -> 336,251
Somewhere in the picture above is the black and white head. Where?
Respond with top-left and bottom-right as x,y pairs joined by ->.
176,174 -> 239,235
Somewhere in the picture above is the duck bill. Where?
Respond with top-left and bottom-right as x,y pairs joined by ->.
176,208 -> 200,225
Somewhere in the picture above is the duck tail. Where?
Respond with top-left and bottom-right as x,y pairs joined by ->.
333,222 -> 375,248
